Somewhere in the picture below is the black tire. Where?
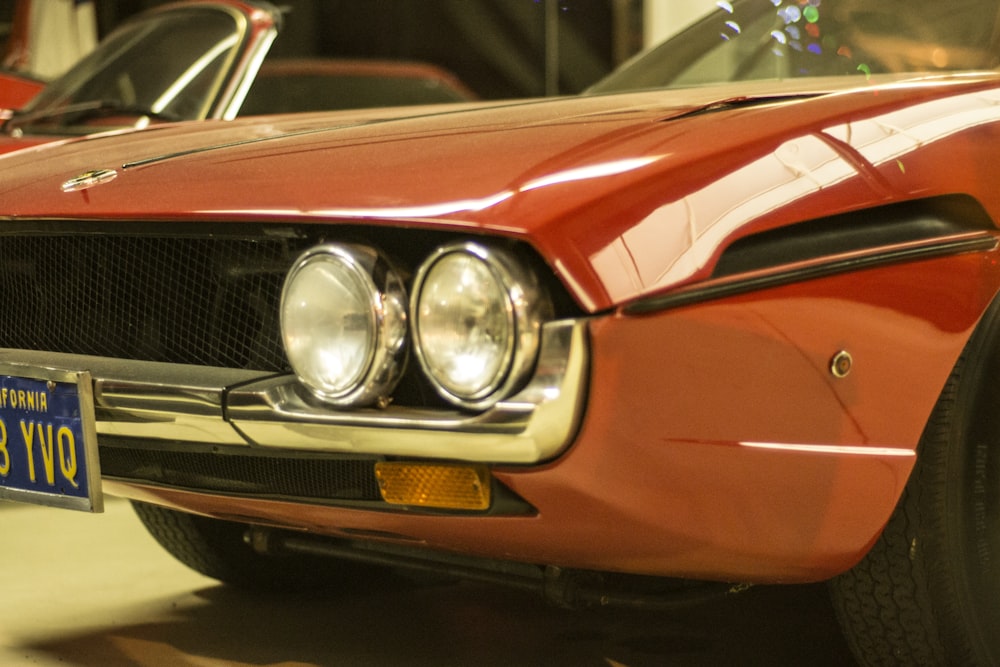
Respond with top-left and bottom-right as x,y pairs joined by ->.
830,299 -> 1000,666
131,501 -> 377,591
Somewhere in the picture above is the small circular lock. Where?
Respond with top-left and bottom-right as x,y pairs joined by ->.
830,350 -> 853,378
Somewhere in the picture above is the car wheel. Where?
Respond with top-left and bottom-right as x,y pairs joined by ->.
829,300 -> 1000,666
131,501 -> 375,591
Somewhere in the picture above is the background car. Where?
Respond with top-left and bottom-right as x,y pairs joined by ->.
0,1 -> 998,666
239,58 -> 476,114
0,68 -> 42,112
0,0 -> 473,154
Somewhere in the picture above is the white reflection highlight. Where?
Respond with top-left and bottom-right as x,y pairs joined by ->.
521,156 -> 662,192
741,441 -> 914,457
306,190 -> 516,219
592,133 -> 853,300
825,88 -> 1000,170
208,155 -> 663,221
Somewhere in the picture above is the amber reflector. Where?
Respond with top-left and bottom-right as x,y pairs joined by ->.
374,462 -> 491,510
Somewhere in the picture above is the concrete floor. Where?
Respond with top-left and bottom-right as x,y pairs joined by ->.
0,497 -> 858,666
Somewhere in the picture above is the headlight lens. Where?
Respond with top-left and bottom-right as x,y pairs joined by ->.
415,251 -> 511,398
412,243 -> 549,409
281,244 -> 406,407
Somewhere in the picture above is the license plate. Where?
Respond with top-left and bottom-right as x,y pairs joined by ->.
0,365 -> 102,512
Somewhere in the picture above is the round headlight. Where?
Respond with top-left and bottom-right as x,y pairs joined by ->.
281,244 -> 407,407
411,242 -> 550,410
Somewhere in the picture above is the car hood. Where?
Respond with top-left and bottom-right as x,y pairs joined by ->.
2,73 -> 998,310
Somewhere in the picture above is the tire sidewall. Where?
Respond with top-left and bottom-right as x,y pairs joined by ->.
927,308 -> 1000,664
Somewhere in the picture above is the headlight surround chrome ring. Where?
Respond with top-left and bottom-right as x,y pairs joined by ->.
280,244 -> 407,407
411,242 -> 551,410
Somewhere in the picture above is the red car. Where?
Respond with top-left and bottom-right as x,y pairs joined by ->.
0,70 -> 44,113
240,58 -> 476,114
0,1 -> 473,154
0,1 -> 997,664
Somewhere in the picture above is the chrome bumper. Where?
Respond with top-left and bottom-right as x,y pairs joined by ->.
0,320 -> 588,464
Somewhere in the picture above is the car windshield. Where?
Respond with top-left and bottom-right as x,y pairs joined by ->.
592,0 -> 1000,93
10,6 -> 246,134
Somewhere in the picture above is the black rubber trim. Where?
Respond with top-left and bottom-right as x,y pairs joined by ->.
624,235 -> 998,316
713,197 -> 995,278
98,439 -> 536,517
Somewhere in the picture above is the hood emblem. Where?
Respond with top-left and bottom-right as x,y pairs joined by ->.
61,168 -> 118,193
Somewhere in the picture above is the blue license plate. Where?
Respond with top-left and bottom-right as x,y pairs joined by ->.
0,366 -> 102,512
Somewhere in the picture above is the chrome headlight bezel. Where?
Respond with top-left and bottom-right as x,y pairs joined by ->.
410,242 -> 551,410
280,244 -> 407,408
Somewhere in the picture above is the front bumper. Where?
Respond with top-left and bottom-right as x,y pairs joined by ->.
0,319 -> 589,466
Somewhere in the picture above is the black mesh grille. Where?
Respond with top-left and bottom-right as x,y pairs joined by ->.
0,232 -> 300,371
100,444 -> 383,502
0,224 -> 579,408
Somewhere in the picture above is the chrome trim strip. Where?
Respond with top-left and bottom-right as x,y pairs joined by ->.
0,350 -> 259,445
228,320 -> 589,464
221,25 -> 277,121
